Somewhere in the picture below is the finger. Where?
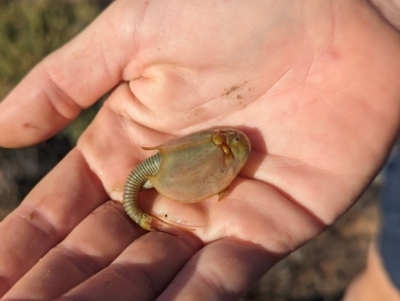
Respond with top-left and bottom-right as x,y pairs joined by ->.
2,201 -> 142,300
57,232 -> 202,301
0,0 -> 141,147
158,238 -> 275,301
0,149 -> 107,297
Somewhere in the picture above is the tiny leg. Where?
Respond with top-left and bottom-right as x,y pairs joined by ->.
218,185 -> 230,201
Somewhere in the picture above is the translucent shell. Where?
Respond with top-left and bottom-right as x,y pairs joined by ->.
123,128 -> 251,231
145,129 -> 251,203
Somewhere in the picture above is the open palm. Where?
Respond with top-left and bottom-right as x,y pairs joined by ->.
0,1 -> 399,300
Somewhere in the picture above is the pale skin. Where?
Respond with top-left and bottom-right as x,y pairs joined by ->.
0,0 -> 399,300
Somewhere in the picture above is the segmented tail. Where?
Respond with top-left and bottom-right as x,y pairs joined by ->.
123,152 -> 162,226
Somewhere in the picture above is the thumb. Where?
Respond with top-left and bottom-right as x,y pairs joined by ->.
0,0 -> 142,147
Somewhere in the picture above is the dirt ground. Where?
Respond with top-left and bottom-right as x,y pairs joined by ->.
0,136 -> 381,301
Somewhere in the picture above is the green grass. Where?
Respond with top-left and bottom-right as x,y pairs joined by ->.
0,0 -> 110,143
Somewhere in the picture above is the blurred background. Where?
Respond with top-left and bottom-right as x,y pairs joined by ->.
0,1 -> 383,300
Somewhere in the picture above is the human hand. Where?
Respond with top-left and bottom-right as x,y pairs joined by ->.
0,1 -> 399,300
